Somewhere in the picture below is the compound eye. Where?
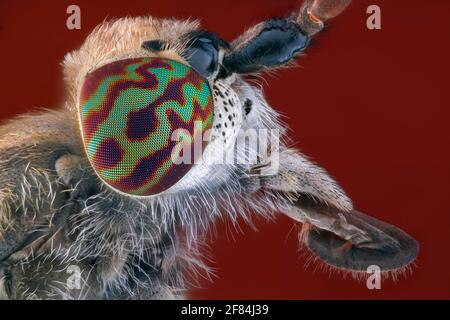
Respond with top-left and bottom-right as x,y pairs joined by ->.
78,57 -> 214,196
184,37 -> 219,78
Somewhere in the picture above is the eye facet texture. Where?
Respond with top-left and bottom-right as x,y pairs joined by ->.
79,57 -> 214,196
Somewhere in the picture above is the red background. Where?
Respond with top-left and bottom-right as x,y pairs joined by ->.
0,0 -> 449,299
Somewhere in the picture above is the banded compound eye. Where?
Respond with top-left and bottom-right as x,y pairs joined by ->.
78,57 -> 214,196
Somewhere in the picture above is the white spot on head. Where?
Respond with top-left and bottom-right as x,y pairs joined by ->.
210,81 -> 243,149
